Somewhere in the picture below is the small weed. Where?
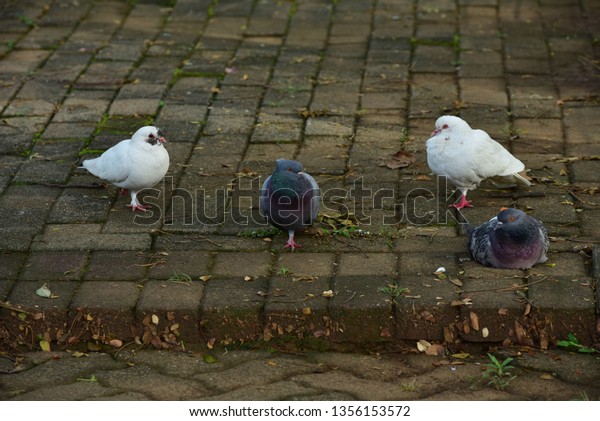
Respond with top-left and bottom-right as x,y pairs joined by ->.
76,375 -> 98,382
575,391 -> 590,401
400,379 -> 418,392
238,227 -> 280,238
277,267 -> 291,276
378,225 -> 400,249
410,34 -> 460,50
18,148 -> 32,158
173,69 -> 224,80
18,15 -> 36,28
502,123 -> 522,139
78,147 -> 105,157
378,283 -> 409,303
453,33 -> 461,51
557,333 -> 598,354
324,225 -> 362,238
399,127 -> 410,145
168,272 -> 192,285
481,353 -> 517,390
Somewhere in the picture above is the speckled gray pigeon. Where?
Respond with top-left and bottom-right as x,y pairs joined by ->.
426,115 -> 531,209
82,126 -> 169,211
467,208 -> 549,269
260,159 -> 320,251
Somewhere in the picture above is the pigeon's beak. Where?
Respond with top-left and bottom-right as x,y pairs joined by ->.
159,136 -> 167,143
431,128 -> 440,137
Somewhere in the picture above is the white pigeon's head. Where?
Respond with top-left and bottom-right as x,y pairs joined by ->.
132,126 -> 167,146
431,115 -> 471,137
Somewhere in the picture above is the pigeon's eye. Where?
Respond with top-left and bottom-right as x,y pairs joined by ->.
442,124 -> 449,129
508,216 -> 515,222
287,167 -> 292,171
149,133 -> 155,138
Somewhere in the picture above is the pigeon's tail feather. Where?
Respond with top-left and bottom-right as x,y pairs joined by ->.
489,171 -> 531,188
81,158 -> 95,173
513,171 -> 532,186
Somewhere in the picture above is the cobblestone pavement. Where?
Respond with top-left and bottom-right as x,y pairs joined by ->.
0,0 -> 600,400
1,347 -> 600,400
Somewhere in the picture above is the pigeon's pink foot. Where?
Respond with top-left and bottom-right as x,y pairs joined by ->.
450,195 -> 473,209
127,204 -> 151,212
284,238 -> 302,252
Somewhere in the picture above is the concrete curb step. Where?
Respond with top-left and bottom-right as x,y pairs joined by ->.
2,246 -> 598,352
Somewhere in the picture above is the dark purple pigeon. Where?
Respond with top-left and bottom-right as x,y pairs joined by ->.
260,159 -> 320,251
468,208 -> 549,269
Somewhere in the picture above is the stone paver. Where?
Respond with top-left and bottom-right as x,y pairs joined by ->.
1,348 -> 599,401
0,0 -> 599,401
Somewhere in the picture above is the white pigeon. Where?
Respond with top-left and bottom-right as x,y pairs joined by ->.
426,115 -> 531,209
82,126 -> 170,211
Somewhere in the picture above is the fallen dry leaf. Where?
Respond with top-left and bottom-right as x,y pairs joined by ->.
203,354 -> 218,364
498,308 -> 508,316
514,320 -> 527,344
469,312 -> 480,331
380,327 -> 392,338
416,339 -> 432,353
109,339 -> 122,348
539,328 -> 549,350
380,150 -> 416,169
449,277 -> 463,287
443,326 -> 454,343
199,275 -> 211,282
425,343 -> 446,356
39,340 -> 51,352
207,337 -> 216,349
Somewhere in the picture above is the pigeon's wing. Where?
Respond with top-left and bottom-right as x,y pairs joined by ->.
467,217 -> 498,266
259,175 -> 272,218
300,172 -> 320,223
82,139 -> 131,185
470,129 -> 525,179
426,134 -> 482,189
536,219 -> 550,263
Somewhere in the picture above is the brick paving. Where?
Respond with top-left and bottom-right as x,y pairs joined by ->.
0,0 -> 599,396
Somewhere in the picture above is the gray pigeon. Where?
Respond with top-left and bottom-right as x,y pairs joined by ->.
82,126 -> 169,211
260,159 -> 320,251
467,208 -> 549,269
